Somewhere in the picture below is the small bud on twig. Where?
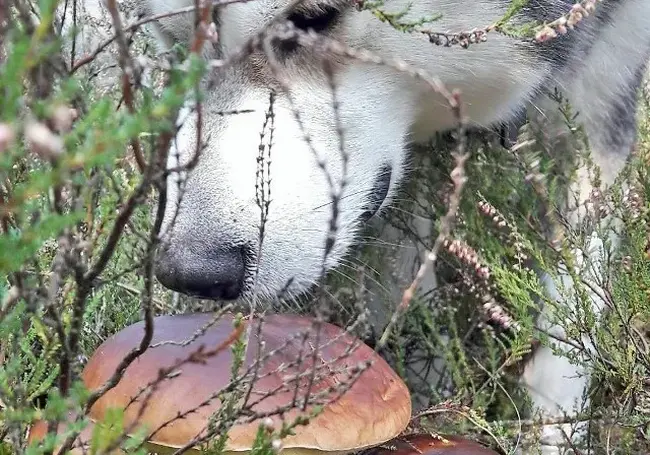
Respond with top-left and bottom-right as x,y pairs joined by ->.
25,119 -> 64,160
206,22 -> 219,44
0,123 -> 16,153
50,104 -> 78,133
262,417 -> 275,430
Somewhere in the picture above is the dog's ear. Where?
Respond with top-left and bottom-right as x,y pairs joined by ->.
135,0 -> 203,52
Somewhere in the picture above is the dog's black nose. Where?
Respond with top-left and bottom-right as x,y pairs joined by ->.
155,243 -> 247,300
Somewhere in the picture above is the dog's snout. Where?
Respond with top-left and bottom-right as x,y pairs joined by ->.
155,242 -> 247,300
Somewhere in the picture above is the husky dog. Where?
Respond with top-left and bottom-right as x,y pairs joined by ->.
136,0 -> 650,452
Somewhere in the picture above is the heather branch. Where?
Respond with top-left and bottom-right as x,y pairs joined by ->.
96,322 -> 246,455
55,43 -> 190,455
55,130 -> 171,455
104,0 -> 146,172
239,359 -> 371,422
169,357 -> 371,455
132,315 -> 368,453
388,0 -> 606,49
150,306 -> 234,348
69,0 -> 274,74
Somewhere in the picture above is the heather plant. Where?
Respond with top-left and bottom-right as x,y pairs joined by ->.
328,72 -> 650,454
0,0 -> 649,454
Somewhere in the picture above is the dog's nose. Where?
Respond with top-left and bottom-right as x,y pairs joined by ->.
155,243 -> 247,300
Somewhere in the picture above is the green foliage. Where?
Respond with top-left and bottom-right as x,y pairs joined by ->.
0,0 -> 210,450
357,0 -> 442,33
326,90 -> 650,454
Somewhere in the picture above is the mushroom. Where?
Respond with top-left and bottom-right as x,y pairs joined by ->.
29,313 -> 411,455
363,433 -> 500,455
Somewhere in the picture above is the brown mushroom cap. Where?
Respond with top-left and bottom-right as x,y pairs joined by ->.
28,416 -> 95,455
365,433 -> 500,455
31,313 -> 410,455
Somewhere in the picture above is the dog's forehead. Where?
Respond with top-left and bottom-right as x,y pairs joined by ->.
219,0 -> 347,28
217,0 -> 291,49
219,0 -> 289,25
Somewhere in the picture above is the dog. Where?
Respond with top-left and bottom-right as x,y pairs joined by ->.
133,0 -> 650,452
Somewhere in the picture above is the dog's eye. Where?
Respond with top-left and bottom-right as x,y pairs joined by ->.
286,5 -> 341,33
